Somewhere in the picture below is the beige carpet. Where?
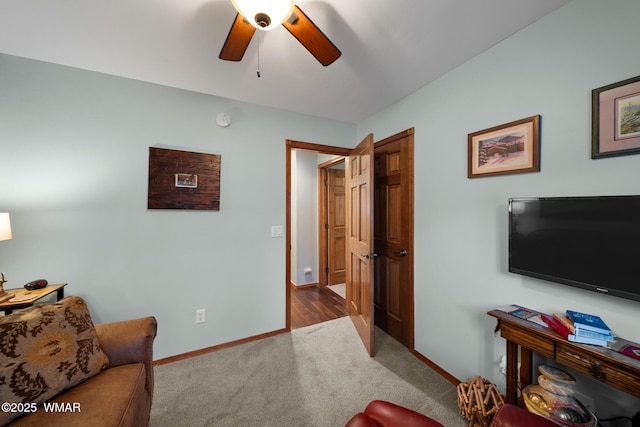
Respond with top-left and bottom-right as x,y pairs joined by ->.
150,317 -> 467,426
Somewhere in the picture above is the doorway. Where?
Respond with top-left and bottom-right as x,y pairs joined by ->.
286,131 -> 414,351
286,140 -> 350,331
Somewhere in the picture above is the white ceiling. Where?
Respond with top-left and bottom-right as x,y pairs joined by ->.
0,0 -> 571,124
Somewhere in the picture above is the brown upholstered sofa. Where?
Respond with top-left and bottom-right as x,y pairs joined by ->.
0,296 -> 157,427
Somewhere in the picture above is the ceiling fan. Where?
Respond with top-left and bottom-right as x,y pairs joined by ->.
219,0 -> 341,66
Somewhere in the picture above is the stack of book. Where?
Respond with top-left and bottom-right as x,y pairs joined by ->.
540,313 -> 573,340
566,310 -> 615,346
498,305 -> 616,348
541,310 -> 614,347
566,310 -> 614,347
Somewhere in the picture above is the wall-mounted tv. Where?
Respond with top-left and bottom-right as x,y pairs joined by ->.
509,195 -> 640,303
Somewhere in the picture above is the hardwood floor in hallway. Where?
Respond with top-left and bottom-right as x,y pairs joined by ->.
290,285 -> 348,329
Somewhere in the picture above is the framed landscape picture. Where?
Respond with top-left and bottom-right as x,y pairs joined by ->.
592,75 -> 640,159
468,115 -> 540,178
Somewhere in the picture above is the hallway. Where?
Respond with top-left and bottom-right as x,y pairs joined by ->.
290,285 -> 348,329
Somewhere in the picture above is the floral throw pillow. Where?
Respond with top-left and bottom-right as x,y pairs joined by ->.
0,296 -> 109,424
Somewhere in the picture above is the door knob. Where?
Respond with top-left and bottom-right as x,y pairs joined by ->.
394,249 -> 408,257
361,253 -> 378,259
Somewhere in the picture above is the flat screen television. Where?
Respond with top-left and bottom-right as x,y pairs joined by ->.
508,195 -> 640,303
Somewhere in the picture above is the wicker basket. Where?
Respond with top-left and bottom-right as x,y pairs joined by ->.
457,376 -> 505,427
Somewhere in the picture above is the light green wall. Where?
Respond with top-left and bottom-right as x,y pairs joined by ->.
0,54 -> 355,359
358,0 -> 640,412
2,0 -> 640,414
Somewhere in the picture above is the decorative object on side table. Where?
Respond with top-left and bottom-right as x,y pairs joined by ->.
468,115 -> 540,178
0,212 -> 13,302
0,273 -> 10,303
523,365 -> 596,427
457,376 -> 505,427
592,75 -> 640,159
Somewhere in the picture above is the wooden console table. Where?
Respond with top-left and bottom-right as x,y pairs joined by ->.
488,308 -> 640,405
0,283 -> 67,315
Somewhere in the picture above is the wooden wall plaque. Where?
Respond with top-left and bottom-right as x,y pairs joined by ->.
148,147 -> 221,210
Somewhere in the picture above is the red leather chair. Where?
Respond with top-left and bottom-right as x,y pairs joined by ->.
491,404 -> 558,427
345,401 -> 559,427
344,400 -> 445,427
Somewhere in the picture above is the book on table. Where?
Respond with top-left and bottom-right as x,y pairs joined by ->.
565,310 -> 612,335
552,312 -> 575,333
572,327 -> 614,342
497,304 -> 546,326
568,334 -> 609,347
608,337 -> 640,361
541,314 -> 572,339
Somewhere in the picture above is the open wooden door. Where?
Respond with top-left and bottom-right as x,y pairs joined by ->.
345,134 -> 375,356
373,129 -> 414,349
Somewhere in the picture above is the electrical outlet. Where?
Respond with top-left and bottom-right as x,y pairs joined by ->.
195,309 -> 206,324
498,355 -> 507,375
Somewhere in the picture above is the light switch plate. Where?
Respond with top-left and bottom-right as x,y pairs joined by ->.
271,225 -> 283,238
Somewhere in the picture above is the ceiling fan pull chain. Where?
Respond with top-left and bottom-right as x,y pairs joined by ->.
256,31 -> 262,78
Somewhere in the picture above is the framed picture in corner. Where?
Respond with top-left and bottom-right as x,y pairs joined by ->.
592,75 -> 640,159
468,115 -> 540,178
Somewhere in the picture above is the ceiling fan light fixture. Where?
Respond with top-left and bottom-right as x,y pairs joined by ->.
231,0 -> 295,31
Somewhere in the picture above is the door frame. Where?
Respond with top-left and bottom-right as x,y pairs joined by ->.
318,156 -> 346,289
286,140 -> 351,330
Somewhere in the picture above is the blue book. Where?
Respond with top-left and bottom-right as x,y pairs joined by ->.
573,327 -> 614,342
568,334 -> 608,347
565,310 -> 611,335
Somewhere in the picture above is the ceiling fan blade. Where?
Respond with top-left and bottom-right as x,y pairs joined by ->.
219,13 -> 256,61
282,5 -> 341,66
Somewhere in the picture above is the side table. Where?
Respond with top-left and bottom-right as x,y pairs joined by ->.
0,283 -> 68,315
488,308 -> 640,405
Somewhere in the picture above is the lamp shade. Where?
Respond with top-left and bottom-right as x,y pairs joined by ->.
231,0 -> 295,31
0,213 -> 12,241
